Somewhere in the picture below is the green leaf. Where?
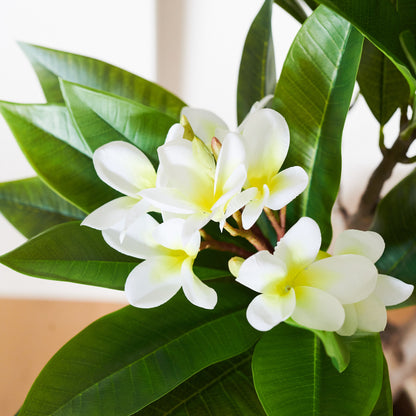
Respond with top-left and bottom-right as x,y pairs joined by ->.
0,177 -> 85,238
357,39 -> 410,125
315,0 -> 416,93
19,42 -> 185,118
0,102 -> 120,213
237,0 -> 276,124
19,282 -> 260,416
252,324 -> 384,416
0,221 -> 136,290
0,221 -> 229,289
136,351 -> 266,415
372,169 -> 416,305
400,30 -> 416,75
273,5 -> 363,249
60,80 -> 175,166
273,0 -> 308,24
370,357 -> 393,416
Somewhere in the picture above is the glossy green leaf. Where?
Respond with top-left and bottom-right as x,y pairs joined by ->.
370,357 -> 393,416
237,0 -> 276,124
357,39 -> 410,125
372,169 -> 416,305
60,80 -> 175,166
136,351 -> 265,415
0,221 -> 136,290
315,0 -> 416,93
273,0 -> 308,24
0,102 -> 120,213
19,282 -> 260,416
0,221 -> 230,289
0,177 -> 85,238
252,324 -> 384,416
273,5 -> 363,249
19,42 -> 185,118
400,30 -> 416,75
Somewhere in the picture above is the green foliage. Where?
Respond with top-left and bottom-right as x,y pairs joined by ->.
0,177 -> 85,238
252,324 -> 384,416
0,102 -> 120,213
273,0 -> 308,24
18,282 -> 260,416
357,39 -> 410,125
315,0 -> 416,93
370,358 -> 393,416
372,169 -> 416,305
237,0 -> 276,124
273,5 -> 363,249
135,351 -> 266,415
60,80 -> 175,166
19,42 -> 185,118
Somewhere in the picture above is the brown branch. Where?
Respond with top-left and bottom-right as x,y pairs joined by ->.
264,207 -> 285,240
223,222 -> 272,253
199,240 -> 252,258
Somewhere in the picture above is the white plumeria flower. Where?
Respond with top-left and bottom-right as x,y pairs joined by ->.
235,217 -> 378,332
82,141 -> 156,235
140,132 -> 255,239
102,214 -> 217,309
237,109 -> 308,229
333,230 -> 414,336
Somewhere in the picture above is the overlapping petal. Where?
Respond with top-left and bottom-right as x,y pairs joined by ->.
374,274 -> 414,306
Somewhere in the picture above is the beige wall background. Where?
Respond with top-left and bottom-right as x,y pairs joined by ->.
1,1 -> 415,414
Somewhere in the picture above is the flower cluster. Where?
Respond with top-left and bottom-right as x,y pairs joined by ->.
82,99 -> 413,336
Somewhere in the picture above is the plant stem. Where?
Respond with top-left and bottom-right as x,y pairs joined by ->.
348,117 -> 416,230
263,207 -> 285,240
199,230 -> 253,258
223,222 -> 272,253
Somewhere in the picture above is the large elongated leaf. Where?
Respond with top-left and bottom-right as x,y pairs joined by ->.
136,351 -> 265,415
252,324 -> 384,416
370,357 -> 393,416
0,177 -> 85,238
19,282 -> 260,416
273,0 -> 308,24
19,42 -> 185,118
60,80 -> 175,166
372,169 -> 416,305
273,5 -> 363,249
315,0 -> 416,93
0,102 -> 120,213
0,221 -> 230,290
357,39 -> 410,125
237,0 -> 276,124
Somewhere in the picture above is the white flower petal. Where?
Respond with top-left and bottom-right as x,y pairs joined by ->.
224,187 -> 258,219
246,291 -> 296,331
181,107 -> 229,147
125,257 -> 182,308
267,166 -> 309,211
165,123 -> 185,143
236,250 -> 286,293
239,108 -> 290,177
297,254 -> 378,304
153,218 -> 201,256
241,186 -> 269,230
81,196 -> 137,230
336,304 -> 358,336
292,286 -> 345,331
93,141 -> 156,196
181,258 -> 217,309
182,214 -> 211,247
274,217 -> 321,273
103,214 -> 161,259
333,229 -> 385,263
374,274 -> 414,306
140,187 -> 199,215
355,295 -> 387,333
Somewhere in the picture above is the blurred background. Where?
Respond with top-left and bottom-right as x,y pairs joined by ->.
0,0 -> 415,414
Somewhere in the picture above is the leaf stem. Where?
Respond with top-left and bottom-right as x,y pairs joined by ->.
223,222 -> 272,253
263,207 -> 285,240
199,230 -> 253,258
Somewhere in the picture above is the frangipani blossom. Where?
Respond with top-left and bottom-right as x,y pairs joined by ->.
82,141 -> 156,235
333,229 -> 414,336
140,132 -> 255,239
103,214 -> 217,309
235,217 -> 378,332
237,109 -> 308,229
